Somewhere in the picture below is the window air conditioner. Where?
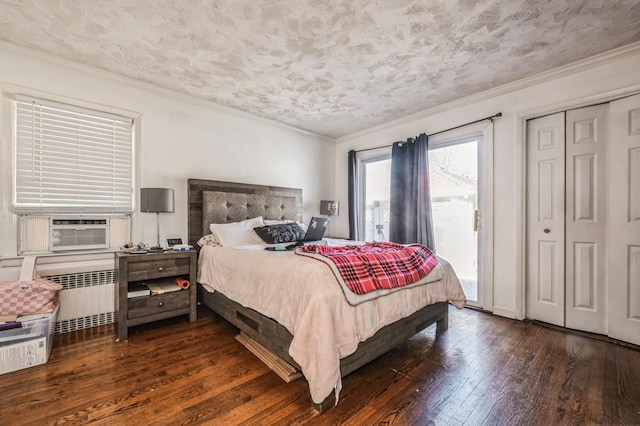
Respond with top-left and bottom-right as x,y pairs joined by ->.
50,218 -> 110,251
19,216 -> 129,254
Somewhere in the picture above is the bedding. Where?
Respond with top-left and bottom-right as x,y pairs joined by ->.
197,242 -> 466,405
294,241 -> 445,305
294,241 -> 439,295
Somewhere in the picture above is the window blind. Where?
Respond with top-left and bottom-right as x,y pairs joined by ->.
14,95 -> 134,213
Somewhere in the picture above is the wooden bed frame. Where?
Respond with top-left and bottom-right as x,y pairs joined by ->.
188,178 -> 449,413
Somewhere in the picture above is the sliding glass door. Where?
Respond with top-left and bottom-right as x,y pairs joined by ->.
359,135 -> 484,307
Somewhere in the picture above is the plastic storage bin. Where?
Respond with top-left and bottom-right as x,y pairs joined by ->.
0,304 -> 58,374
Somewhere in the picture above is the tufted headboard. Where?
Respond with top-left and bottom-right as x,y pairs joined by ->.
187,178 -> 303,248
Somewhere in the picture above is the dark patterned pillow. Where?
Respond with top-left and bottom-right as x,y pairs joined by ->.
254,223 -> 306,244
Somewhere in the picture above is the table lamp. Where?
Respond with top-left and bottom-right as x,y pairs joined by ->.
140,188 -> 174,252
320,200 -> 339,217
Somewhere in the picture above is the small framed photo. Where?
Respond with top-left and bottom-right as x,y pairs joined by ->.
166,237 -> 183,247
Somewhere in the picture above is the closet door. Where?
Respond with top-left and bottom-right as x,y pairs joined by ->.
565,105 -> 608,334
608,93 -> 640,346
526,112 -> 565,326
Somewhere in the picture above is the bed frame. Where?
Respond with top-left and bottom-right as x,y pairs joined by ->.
188,178 -> 449,413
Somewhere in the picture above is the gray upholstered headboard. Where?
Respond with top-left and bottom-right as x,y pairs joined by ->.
187,179 -> 303,247
202,190 -> 299,229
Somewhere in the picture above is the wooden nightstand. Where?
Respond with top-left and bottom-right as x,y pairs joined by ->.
116,251 -> 197,340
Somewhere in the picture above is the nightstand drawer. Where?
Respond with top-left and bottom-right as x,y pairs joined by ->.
127,257 -> 190,281
128,291 -> 190,319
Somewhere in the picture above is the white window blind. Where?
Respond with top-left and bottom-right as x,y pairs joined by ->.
14,95 -> 134,213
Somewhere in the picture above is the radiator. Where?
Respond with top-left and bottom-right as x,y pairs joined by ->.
43,270 -> 116,334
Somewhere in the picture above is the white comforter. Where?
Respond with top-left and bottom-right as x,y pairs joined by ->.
197,244 -> 466,404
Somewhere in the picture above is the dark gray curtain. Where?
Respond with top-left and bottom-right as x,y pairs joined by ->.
347,150 -> 360,240
389,133 -> 435,249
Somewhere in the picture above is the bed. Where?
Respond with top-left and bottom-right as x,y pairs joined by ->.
188,178 -> 466,412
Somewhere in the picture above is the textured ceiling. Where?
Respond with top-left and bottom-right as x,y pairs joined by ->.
1,1 -> 639,138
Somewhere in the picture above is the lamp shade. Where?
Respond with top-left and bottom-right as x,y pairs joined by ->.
320,200 -> 339,216
140,188 -> 174,213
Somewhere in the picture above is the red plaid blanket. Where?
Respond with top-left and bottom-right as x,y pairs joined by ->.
295,241 -> 438,295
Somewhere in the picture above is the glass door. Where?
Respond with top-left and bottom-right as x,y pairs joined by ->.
429,139 -> 480,304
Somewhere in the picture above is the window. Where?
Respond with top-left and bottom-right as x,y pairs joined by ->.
14,95 -> 134,214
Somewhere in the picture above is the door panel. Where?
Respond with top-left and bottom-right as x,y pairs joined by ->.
631,148 -> 640,219
538,241 -> 559,303
573,242 -> 596,309
526,112 -> 565,326
573,154 -> 595,221
608,94 -> 640,346
565,104 -> 608,334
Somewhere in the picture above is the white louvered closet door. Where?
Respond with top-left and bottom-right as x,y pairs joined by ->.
608,94 -> 640,346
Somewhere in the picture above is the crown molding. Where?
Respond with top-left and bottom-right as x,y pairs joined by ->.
0,40 -> 334,143
338,41 -> 640,142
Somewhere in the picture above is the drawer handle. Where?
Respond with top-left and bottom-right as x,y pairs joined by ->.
158,301 -> 164,307
158,267 -> 164,272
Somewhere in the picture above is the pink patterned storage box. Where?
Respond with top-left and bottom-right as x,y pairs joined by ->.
0,257 -> 62,316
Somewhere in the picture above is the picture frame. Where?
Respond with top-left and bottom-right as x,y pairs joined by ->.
166,237 -> 183,247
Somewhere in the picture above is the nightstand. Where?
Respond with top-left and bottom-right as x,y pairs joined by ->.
116,251 -> 197,340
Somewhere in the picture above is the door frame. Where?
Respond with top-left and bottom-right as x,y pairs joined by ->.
355,122 -> 495,310
515,85 -> 640,320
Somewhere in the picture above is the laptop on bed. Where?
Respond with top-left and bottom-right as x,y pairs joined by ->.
300,216 -> 330,242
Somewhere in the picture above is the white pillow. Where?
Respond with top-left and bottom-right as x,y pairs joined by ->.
209,216 -> 265,246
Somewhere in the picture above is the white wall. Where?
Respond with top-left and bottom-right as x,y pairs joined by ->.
333,43 -> 640,320
0,43 -> 334,278
3,40 -> 640,315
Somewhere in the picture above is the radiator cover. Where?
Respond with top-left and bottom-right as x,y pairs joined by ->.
43,270 -> 116,334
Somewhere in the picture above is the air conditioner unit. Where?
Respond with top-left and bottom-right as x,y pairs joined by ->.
19,216 -> 129,254
50,218 -> 110,251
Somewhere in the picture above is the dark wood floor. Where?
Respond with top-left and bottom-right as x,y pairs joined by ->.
1,305 -> 639,425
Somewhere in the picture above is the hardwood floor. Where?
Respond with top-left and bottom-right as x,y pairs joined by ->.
1,305 -> 639,425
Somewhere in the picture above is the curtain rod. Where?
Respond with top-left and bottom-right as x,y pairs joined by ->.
354,112 -> 502,153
